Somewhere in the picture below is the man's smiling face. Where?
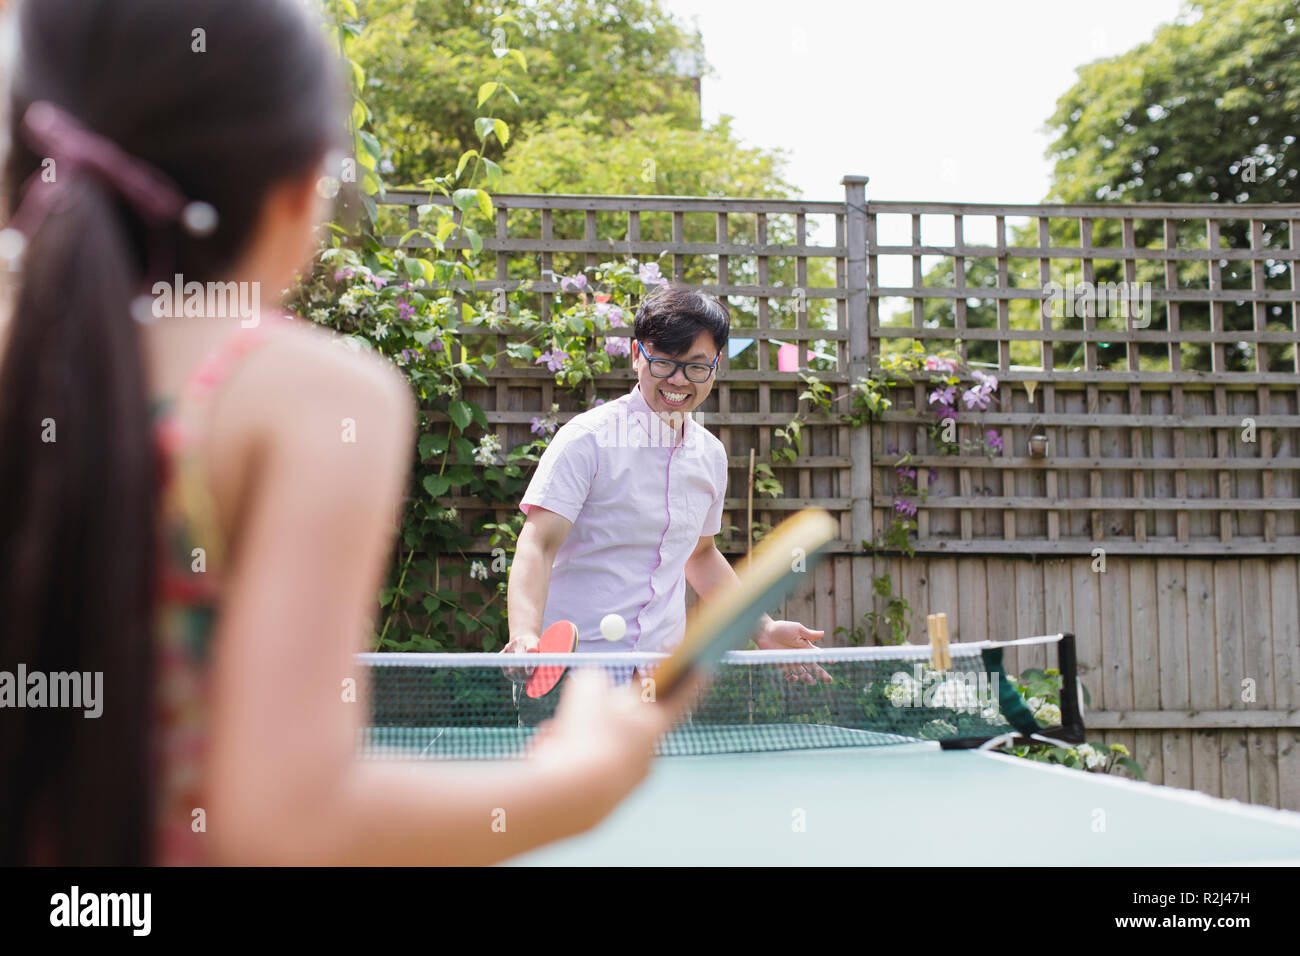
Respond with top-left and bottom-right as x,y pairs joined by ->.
632,329 -> 719,422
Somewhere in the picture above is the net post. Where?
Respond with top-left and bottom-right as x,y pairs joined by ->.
1056,632 -> 1086,744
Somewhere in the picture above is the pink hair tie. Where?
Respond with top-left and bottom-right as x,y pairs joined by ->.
0,100 -> 219,269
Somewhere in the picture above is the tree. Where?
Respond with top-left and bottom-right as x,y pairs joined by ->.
353,0 -> 705,187
1045,0 -> 1299,206
902,0 -> 1299,373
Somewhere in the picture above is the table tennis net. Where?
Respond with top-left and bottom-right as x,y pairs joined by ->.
359,635 -> 1076,759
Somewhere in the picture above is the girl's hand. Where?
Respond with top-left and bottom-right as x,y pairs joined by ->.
526,668 -> 698,825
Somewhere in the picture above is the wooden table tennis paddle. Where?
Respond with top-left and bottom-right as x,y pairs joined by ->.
526,619 -> 579,698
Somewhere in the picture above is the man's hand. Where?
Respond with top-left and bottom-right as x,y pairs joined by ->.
502,633 -> 540,655
501,633 -> 540,684
756,619 -> 831,684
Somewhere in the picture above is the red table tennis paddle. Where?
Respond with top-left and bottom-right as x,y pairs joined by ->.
526,619 -> 578,698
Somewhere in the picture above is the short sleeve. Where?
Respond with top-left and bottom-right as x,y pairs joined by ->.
701,440 -> 728,536
520,423 -> 598,523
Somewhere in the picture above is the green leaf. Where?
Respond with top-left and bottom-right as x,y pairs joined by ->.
358,130 -> 381,162
462,227 -> 483,254
475,189 -> 494,220
506,48 -> 527,72
435,218 -> 457,245
474,117 -> 496,142
481,157 -> 504,188
470,404 -> 489,430
350,99 -> 369,133
354,138 -> 377,171
452,437 -> 474,462
1117,757 -> 1144,779
422,474 -> 451,497
476,82 -> 498,107
452,188 -> 478,213
493,118 -> 510,146
418,433 -> 449,459
455,149 -> 478,181
447,400 -> 474,432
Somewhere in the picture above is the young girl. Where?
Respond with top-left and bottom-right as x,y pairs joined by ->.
0,0 -> 685,866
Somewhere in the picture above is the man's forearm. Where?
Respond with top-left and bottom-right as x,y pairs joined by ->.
685,545 -> 773,635
507,540 -> 554,641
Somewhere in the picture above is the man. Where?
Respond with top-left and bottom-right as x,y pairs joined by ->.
504,286 -> 825,664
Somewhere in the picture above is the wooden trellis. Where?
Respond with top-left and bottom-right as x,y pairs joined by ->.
376,183 -> 1300,811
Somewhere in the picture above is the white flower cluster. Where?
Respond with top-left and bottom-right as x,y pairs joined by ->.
469,560 -> 489,581
474,434 -> 502,466
883,674 -> 920,706
1026,696 -> 1062,726
1075,743 -> 1107,770
338,289 -> 366,315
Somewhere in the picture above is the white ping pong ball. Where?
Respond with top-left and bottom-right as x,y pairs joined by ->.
600,613 -> 626,642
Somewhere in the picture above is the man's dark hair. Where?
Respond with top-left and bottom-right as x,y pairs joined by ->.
633,286 -> 729,359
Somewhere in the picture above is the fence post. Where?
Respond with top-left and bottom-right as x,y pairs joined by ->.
842,175 -> 872,548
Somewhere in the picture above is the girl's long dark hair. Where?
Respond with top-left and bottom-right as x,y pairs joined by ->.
0,0 -> 345,864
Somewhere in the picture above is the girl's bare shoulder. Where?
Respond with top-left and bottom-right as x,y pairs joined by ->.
218,317 -> 415,447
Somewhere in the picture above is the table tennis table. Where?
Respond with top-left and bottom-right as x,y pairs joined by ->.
364,723 -> 1300,866
504,733 -> 1300,866
360,639 -> 1300,866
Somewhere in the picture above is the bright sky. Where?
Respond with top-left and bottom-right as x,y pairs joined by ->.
662,0 -> 1187,204
660,0 -> 1188,293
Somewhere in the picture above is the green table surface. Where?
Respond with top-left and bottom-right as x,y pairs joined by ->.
363,726 -> 1300,865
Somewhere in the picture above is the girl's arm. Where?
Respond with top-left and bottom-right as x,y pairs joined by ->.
204,331 -> 672,865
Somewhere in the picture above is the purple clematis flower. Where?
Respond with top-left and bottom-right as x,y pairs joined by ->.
929,385 -> 957,408
639,262 -> 666,287
594,302 -> 626,326
536,350 -> 568,373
